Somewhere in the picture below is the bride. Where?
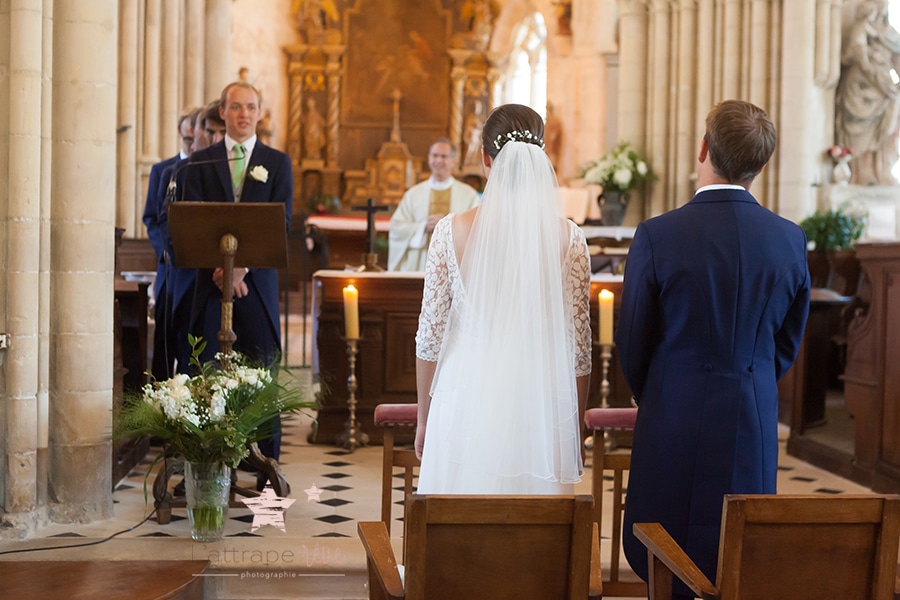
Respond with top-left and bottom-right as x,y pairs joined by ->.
414,104 -> 592,494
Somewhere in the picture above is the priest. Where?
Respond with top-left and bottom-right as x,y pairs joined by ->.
388,138 -> 480,271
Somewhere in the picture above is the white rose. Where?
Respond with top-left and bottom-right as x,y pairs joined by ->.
249,165 -> 269,183
583,165 -> 604,184
613,168 -> 632,189
636,161 -> 648,176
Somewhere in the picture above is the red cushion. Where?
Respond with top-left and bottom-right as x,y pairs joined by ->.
374,403 -> 418,426
584,407 -> 637,431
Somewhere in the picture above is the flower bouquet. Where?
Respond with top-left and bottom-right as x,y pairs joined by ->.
580,142 -> 653,225
580,141 -> 652,194
115,337 -> 315,540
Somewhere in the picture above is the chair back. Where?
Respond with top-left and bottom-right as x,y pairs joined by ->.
402,494 -> 594,600
717,494 -> 900,599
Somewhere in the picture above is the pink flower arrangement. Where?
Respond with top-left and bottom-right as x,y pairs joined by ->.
828,145 -> 852,161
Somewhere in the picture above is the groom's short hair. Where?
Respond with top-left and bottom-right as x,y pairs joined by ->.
704,100 -> 776,185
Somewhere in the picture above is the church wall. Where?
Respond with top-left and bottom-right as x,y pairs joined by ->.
614,0 -> 840,225
231,0 -> 300,153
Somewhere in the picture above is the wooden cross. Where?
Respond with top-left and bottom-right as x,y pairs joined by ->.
352,197 -> 389,254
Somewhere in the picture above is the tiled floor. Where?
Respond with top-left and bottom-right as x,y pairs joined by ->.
0,313 -> 879,598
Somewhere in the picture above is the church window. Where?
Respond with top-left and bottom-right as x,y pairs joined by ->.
502,11 -> 548,119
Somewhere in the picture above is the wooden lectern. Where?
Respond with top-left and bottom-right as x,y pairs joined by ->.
153,201 -> 291,524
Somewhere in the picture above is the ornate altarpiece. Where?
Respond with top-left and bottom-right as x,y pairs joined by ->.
284,0 -> 502,215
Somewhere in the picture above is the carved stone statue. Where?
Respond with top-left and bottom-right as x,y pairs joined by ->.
462,100 -> 484,167
303,98 -> 326,161
836,0 -> 900,186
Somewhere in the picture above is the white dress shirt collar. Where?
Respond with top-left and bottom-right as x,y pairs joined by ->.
225,134 -> 257,157
694,183 -> 745,195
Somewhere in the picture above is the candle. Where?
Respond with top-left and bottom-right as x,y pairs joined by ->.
599,289 -> 614,346
343,284 -> 360,339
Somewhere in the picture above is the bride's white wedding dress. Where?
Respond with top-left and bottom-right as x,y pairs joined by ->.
415,142 -> 592,494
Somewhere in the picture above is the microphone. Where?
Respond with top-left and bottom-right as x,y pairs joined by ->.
166,155 -> 243,203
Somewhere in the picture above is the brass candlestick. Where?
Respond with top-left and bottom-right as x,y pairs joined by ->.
585,342 -> 615,452
599,343 -> 613,451
337,337 -> 369,452
361,252 -> 383,272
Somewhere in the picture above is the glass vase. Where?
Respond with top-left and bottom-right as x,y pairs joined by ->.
184,461 -> 230,542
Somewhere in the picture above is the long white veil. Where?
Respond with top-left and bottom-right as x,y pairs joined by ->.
429,141 -> 583,487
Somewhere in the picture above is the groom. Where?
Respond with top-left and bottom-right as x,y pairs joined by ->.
183,81 -> 293,460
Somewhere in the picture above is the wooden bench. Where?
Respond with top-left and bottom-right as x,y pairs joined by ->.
0,560 -> 209,599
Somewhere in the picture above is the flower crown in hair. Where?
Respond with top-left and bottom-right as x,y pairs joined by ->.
493,130 -> 545,151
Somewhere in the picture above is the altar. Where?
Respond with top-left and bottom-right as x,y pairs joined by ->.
309,270 -> 630,445
306,215 -> 391,270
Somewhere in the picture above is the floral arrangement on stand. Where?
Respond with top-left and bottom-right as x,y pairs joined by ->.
579,142 -> 653,225
580,141 -> 653,194
115,337 -> 316,540
827,145 -> 853,185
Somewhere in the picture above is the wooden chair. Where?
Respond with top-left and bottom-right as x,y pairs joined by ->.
633,494 -> 900,600
358,494 -> 602,600
373,403 -> 419,535
584,406 -> 646,597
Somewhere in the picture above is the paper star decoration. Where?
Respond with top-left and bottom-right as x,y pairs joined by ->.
304,483 -> 323,502
240,484 -> 296,533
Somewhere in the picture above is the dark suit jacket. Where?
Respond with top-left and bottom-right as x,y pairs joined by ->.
615,188 -> 810,591
182,139 -> 293,365
143,153 -> 180,298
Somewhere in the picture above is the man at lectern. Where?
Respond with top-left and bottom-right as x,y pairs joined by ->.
183,81 -> 293,460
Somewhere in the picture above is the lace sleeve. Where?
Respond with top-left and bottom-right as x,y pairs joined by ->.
566,225 -> 592,376
415,217 -> 454,361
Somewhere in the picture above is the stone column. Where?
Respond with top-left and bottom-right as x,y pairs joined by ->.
37,0 -> 53,509
205,0 -> 232,101
142,0 -> 161,162
184,0 -> 205,107
160,0 -> 181,156
571,0 -> 616,172
49,0 -> 117,523
0,0 -> 10,523
779,0 -> 820,222
748,0 -> 774,209
117,0 -> 138,235
646,0 -> 671,217
4,0 -> 43,533
695,0 -> 714,142
617,0 -> 649,220
674,0 -> 697,204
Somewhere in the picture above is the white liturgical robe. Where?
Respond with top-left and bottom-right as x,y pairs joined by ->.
387,177 -> 480,271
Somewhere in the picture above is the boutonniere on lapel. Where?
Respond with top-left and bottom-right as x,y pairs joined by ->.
248,165 -> 269,183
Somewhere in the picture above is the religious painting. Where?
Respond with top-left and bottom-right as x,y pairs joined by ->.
343,0 -> 451,126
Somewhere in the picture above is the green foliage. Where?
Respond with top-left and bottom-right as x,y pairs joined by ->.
114,339 -> 317,468
800,205 -> 867,251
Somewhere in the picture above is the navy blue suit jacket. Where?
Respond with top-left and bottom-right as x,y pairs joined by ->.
143,153 -> 180,298
615,188 -> 810,591
182,140 -> 293,365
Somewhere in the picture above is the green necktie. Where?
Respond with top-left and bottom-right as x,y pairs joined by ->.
232,144 -> 246,191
